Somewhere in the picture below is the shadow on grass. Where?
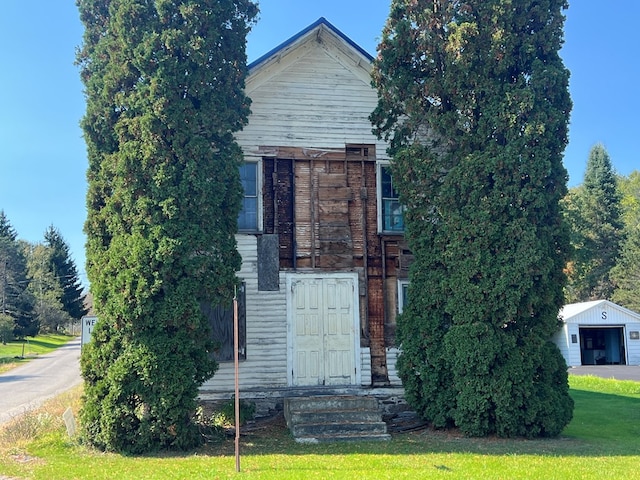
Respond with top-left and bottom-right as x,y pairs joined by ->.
0,357 -> 25,365
24,339 -> 62,349
190,388 -> 640,460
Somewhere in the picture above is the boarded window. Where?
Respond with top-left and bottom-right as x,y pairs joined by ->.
258,234 -> 280,291
201,282 -> 246,362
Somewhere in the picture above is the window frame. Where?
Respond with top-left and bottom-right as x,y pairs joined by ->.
377,162 -> 405,234
397,279 -> 409,314
237,160 -> 262,232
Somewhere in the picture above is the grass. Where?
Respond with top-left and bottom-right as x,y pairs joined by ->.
0,334 -> 72,373
0,375 -> 639,479
0,334 -> 73,374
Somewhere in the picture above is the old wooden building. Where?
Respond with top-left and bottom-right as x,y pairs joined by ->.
200,18 -> 409,400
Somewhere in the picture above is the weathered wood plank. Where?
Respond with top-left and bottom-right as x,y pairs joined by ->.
318,173 -> 348,186
319,202 -> 349,216
318,186 -> 352,201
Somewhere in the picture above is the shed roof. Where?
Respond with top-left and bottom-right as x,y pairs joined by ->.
560,300 -> 640,322
248,17 -> 374,72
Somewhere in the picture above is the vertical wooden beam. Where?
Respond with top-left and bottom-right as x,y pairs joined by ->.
310,157 -> 316,269
234,290 -> 240,472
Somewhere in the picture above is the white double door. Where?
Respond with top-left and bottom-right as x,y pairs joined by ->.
287,274 -> 359,387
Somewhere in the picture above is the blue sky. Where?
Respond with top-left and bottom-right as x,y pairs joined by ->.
1,1 -> 638,286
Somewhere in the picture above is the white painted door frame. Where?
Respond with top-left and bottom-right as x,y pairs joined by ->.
286,272 -> 361,387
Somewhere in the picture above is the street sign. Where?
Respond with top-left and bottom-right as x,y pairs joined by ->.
81,316 -> 98,346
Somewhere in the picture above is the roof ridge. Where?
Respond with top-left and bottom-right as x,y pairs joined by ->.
248,17 -> 374,71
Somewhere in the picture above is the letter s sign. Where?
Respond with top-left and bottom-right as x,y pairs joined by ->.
602,311 -> 607,320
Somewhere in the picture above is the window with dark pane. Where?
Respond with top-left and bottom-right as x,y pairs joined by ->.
381,166 -> 404,232
238,163 -> 258,231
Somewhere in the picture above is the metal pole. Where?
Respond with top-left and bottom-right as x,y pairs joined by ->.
234,287 -> 240,473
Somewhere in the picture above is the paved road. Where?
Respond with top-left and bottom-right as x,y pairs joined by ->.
568,365 -> 640,382
0,337 -> 83,425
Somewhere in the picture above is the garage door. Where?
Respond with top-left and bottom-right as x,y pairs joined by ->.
288,275 -> 358,386
580,326 -> 626,365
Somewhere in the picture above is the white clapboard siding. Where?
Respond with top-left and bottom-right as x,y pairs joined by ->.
360,348 -> 372,386
628,325 -> 640,365
385,348 -> 403,386
551,324 -> 583,367
359,348 -> 402,387
201,235 -> 289,393
235,28 -> 389,160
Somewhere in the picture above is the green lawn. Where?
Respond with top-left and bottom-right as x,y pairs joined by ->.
1,375 -> 639,479
0,334 -> 74,374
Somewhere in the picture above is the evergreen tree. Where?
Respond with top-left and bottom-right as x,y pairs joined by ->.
611,171 -> 640,311
372,0 -> 573,437
44,226 -> 87,320
0,211 -> 17,241
0,314 -> 13,344
611,224 -> 640,312
24,242 -> 71,333
77,0 -> 257,452
563,145 -> 624,301
0,214 -> 37,337
618,171 -> 640,228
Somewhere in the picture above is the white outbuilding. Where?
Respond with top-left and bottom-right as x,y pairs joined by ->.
553,300 -> 640,367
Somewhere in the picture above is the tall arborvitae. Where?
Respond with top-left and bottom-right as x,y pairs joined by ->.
371,0 -> 573,436
0,212 -> 37,337
44,226 -> 87,321
77,0 -> 257,452
564,145 -> 624,301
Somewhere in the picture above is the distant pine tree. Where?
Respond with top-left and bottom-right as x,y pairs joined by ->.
44,226 -> 87,321
611,171 -> 640,311
0,211 -> 17,241
0,212 -> 37,337
564,145 -> 624,301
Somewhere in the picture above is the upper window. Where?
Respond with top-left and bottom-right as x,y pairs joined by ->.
238,162 -> 258,231
379,165 -> 404,233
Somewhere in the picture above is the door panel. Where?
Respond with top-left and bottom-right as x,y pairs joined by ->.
291,277 -> 356,386
294,279 -> 323,384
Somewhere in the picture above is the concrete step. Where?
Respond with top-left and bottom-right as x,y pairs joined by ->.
286,409 -> 382,425
296,432 -> 392,444
291,420 -> 389,438
286,395 -> 379,412
284,395 -> 391,443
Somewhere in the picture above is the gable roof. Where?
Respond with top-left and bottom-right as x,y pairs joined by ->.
559,300 -> 640,321
248,17 -> 374,72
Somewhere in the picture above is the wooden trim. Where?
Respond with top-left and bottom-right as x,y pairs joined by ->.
255,145 -> 376,161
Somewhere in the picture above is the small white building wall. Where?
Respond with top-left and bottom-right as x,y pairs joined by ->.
625,324 -> 640,365
552,324 -> 570,366
555,302 -> 640,366
553,323 -> 582,367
